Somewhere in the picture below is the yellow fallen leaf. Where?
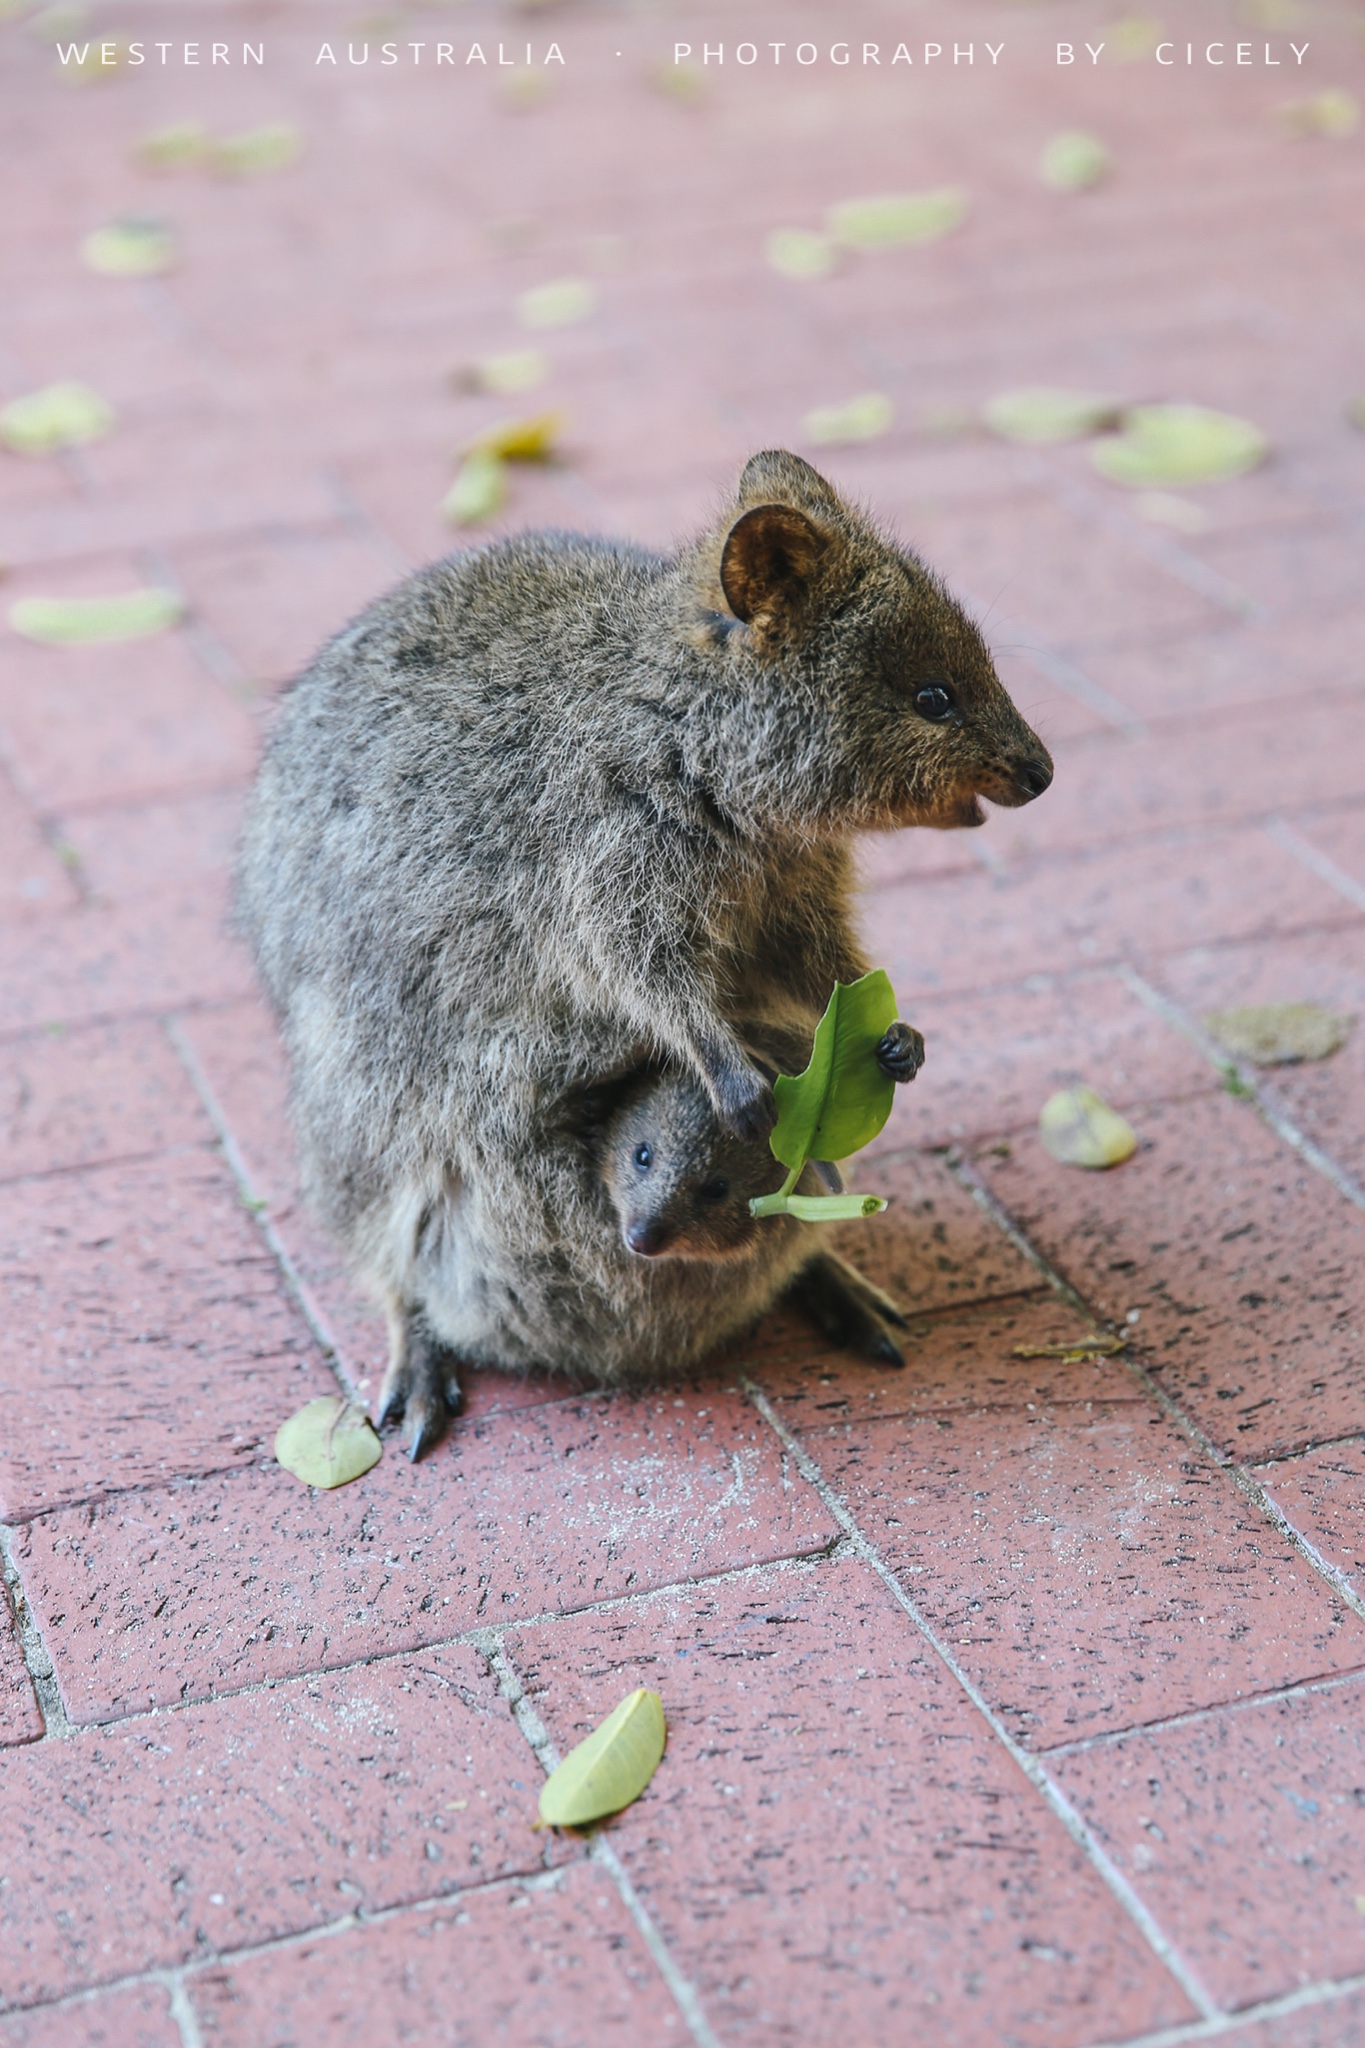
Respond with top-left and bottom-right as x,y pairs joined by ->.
211,122 -> 303,176
457,349 -> 548,397
827,188 -> 966,250
982,388 -> 1122,444
135,121 -> 210,170
1278,90 -> 1360,139
0,382 -> 114,455
1205,1004 -> 1350,1066
468,410 -> 564,462
82,216 -> 176,276
1038,1086 -> 1137,1169
516,278 -> 596,330
766,228 -> 835,280
802,392 -> 894,446
274,1395 -> 382,1489
1013,1337 -> 1128,1359
10,587 -> 184,644
441,452 -> 507,526
1092,405 -> 1267,487
538,1688 -> 666,1829
1041,132 -> 1111,192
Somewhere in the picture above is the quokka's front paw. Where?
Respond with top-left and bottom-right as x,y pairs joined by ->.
876,1021 -> 925,1084
377,1314 -> 464,1461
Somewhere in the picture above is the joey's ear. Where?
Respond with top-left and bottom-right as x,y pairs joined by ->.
738,448 -> 841,511
720,503 -> 828,625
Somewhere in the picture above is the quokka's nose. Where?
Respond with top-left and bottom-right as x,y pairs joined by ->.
625,1218 -> 671,1257
1013,753 -> 1054,801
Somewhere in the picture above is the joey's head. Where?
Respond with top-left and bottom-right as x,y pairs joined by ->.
688,449 -> 1053,832
600,1071 -> 789,1262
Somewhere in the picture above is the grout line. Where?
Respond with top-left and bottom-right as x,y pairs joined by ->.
739,1380 -> 1220,2022
1090,1966 -> 1365,2048
165,1974 -> 206,2048
1116,963 -> 1365,1212
1267,815 -> 1365,916
487,1639 -> 725,2048
162,1014 -> 361,1399
0,1524 -> 71,1739
1042,1660 -> 1365,1761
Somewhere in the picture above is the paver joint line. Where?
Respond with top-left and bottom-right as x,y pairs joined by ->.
1091,1964 -> 1365,2047
1267,815 -> 1365,917
0,1523 -> 69,1740
738,1379 -> 1222,2023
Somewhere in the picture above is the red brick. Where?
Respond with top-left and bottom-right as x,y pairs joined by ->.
188,1865 -> 678,2047
64,788 -> 244,905
1219,1991 -> 1365,2048
0,901 -> 254,1038
503,1559 -> 1194,2042
0,776 -> 80,919
1284,809 -> 1365,899
0,1150 -> 333,1518
973,1092 -> 1365,1464
1062,607 -> 1365,725
829,1145 -> 1040,1314
1255,1442 -> 1365,1599
19,1389 -> 836,1723
1050,1677 -> 1365,2010
0,1019 -> 210,1185
0,1981 -> 179,2048
0,1644 -> 566,2009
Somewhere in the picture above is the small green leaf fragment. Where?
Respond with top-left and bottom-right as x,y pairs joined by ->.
9,587 -> 184,644
827,188 -> 966,250
516,278 -> 597,330
770,972 -> 899,1169
211,122 -> 303,176
782,1192 -> 888,1221
1039,1086 -> 1137,1169
468,410 -> 564,462
458,348 -> 548,396
1279,90 -> 1360,140
0,381 -> 114,455
766,228 -> 835,280
982,387 -> 1121,445
135,121 -> 209,169
538,1688 -> 666,1829
802,392 -> 894,446
440,452 -> 507,526
1092,405 -> 1267,487
1041,132 -> 1111,192
1205,1003 -> 1350,1066
274,1396 -> 382,1489
82,216 -> 176,276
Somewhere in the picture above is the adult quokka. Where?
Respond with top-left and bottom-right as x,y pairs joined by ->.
238,450 -> 1051,1452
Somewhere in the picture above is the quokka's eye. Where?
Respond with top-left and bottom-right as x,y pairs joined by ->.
699,1177 -> 730,1203
633,1142 -> 653,1171
914,682 -> 956,722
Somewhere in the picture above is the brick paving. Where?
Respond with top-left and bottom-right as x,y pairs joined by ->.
2,0 -> 1364,2041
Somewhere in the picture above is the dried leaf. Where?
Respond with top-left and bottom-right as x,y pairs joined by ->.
827,188 -> 966,249
211,122 -> 303,175
766,228 -> 835,280
10,587 -> 184,644
468,410 -> 564,462
1013,1336 -> 1128,1359
538,1688 -> 666,1829
135,121 -> 210,170
274,1396 -> 382,1489
0,381 -> 114,455
1038,1085 -> 1137,1169
82,216 -> 176,276
516,278 -> 596,329
1092,405 -> 1267,487
1041,131 -> 1111,192
982,387 -> 1121,445
440,452 -> 507,526
457,348 -> 548,396
1278,90 -> 1360,140
1205,1003 -> 1350,1066
802,392 -> 894,446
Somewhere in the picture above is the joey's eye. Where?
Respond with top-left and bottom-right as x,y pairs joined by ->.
914,681 -> 956,722
699,1177 -> 730,1203
632,1142 -> 652,1172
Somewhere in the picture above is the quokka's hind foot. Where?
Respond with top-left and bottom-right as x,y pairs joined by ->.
377,1306 -> 464,1460
786,1250 -> 909,1368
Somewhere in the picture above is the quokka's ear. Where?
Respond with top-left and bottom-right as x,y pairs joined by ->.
737,448 -> 841,511
720,503 -> 829,624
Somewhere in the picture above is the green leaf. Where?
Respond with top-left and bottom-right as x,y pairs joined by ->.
1041,131 -> 1111,191
9,587 -> 184,644
1038,1086 -> 1137,1168
769,971 -> 898,1170
0,381 -> 114,455
982,387 -> 1121,445
1205,1003 -> 1350,1066
1092,405 -> 1268,487
758,1191 -> 888,1221
274,1395 -> 382,1489
802,392 -> 893,446
81,216 -> 176,276
211,122 -> 303,176
440,451 -> 507,526
827,188 -> 966,250
468,410 -> 564,462
516,278 -> 597,329
538,1687 -> 666,1829
766,228 -> 835,280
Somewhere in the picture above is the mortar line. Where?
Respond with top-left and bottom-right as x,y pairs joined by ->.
1041,1658 -> 1365,1760
0,1523 -> 71,1739
739,1381 -> 1219,2021
1266,815 -> 1365,915
1089,1965 -> 1365,2047
1116,963 -> 1365,1212
164,1974 -> 206,2048
487,1639 -> 726,2048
